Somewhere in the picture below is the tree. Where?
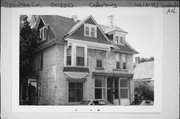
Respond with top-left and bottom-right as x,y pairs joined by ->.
20,16 -> 38,79
134,80 -> 154,104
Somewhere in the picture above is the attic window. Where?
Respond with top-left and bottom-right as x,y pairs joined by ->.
114,35 -> 124,45
120,37 -> 124,44
39,26 -> 48,41
84,24 -> 97,38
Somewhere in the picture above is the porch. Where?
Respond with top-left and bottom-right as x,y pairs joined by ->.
93,72 -> 133,105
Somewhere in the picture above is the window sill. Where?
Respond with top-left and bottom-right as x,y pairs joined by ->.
113,68 -> 128,72
95,67 -> 104,70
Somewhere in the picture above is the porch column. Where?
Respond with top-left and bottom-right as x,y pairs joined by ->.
105,76 -> 107,101
118,77 -> 121,105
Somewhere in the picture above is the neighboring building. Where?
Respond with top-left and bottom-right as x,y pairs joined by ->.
20,15 -> 138,105
133,58 -> 154,87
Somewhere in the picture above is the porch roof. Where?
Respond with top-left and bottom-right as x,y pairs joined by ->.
92,72 -> 133,78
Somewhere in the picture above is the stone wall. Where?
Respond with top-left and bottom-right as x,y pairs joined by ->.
32,44 -> 134,105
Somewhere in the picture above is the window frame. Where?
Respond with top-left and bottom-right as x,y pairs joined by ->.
76,46 -> 85,66
95,78 -> 105,100
66,46 -> 72,66
120,79 -> 129,99
84,24 -> 97,38
96,59 -> 103,68
39,26 -> 48,41
68,82 -> 83,102
116,61 -> 120,69
123,62 -> 126,69
120,37 -> 124,44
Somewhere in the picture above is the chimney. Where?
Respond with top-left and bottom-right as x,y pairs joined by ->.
108,15 -> 114,27
135,57 -> 140,64
72,15 -> 78,22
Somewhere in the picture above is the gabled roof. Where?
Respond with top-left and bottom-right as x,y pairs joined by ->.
67,15 -> 110,43
32,15 -> 138,54
133,61 -> 154,80
36,15 -> 79,41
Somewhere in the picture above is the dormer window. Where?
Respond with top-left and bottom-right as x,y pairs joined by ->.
115,36 -> 119,44
39,26 -> 48,41
84,24 -> 97,38
114,35 -> 124,45
120,37 -> 124,44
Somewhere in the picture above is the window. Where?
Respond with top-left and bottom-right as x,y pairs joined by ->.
120,80 -> 129,98
69,83 -> 83,102
96,59 -> 102,68
66,46 -> 72,65
38,52 -> 43,70
116,62 -> 120,69
115,36 -> 119,44
120,37 -> 123,43
85,26 -> 90,36
123,62 -> 126,69
39,26 -> 47,41
115,79 -> 119,99
116,53 -> 121,69
84,24 -> 97,38
76,47 -> 84,66
95,78 -> 105,99
91,27 -> 95,37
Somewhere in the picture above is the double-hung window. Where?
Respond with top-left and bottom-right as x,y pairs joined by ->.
95,78 -> 105,99
84,24 -> 97,38
96,59 -> 102,68
69,82 -> 83,102
116,53 -> 121,69
66,46 -> 72,66
39,26 -> 47,41
122,54 -> 127,69
120,37 -> 124,44
115,36 -> 119,44
76,47 -> 85,66
120,79 -> 129,98
85,26 -> 90,36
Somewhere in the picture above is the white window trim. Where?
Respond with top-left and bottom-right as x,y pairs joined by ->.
84,24 -> 97,38
114,35 -> 125,45
95,78 -> 105,100
39,26 -> 48,41
120,87 -> 129,99
64,43 -> 87,67
120,79 -> 129,99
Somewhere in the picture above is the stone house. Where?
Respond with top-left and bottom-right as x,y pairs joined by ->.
20,15 -> 138,105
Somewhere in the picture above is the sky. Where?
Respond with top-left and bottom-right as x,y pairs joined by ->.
28,8 -> 161,59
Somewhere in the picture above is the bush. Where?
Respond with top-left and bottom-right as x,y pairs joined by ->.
134,80 -> 154,104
